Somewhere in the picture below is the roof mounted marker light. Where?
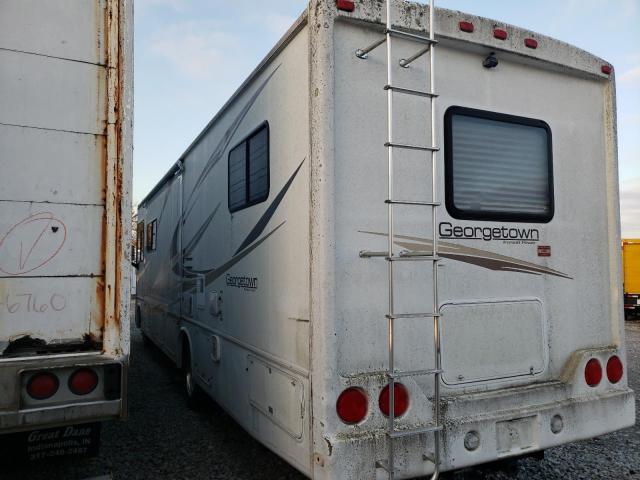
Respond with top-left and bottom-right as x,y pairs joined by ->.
601,65 -> 612,75
459,21 -> 474,33
493,29 -> 508,40
336,0 -> 355,12
524,38 -> 538,49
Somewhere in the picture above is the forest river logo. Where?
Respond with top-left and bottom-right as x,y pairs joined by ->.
439,222 -> 540,244
225,274 -> 258,292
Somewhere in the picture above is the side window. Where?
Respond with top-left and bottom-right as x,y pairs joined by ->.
444,107 -> 554,223
228,123 -> 270,212
146,219 -> 157,251
136,221 -> 145,262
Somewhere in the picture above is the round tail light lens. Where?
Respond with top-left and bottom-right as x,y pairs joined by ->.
379,382 -> 409,418
27,372 -> 59,400
69,368 -> 99,395
336,387 -> 368,424
606,356 -> 623,384
584,358 -> 602,387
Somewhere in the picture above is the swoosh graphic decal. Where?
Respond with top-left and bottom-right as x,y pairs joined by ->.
184,221 -> 286,291
183,64 -> 282,223
234,159 -> 305,255
183,202 -> 222,258
360,231 -> 572,279
168,64 -> 282,276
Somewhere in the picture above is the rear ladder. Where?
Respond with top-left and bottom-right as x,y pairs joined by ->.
357,1 -> 443,478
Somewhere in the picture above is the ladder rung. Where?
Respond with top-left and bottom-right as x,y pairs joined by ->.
375,460 -> 391,472
388,424 -> 442,439
400,250 -> 438,258
386,28 -> 438,45
388,368 -> 443,379
386,312 -> 440,319
385,142 -> 440,152
384,85 -> 438,98
388,254 -> 440,262
422,452 -> 436,464
385,199 -> 440,206
359,250 -> 387,258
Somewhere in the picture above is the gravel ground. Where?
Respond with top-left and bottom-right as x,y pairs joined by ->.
2,322 -> 640,480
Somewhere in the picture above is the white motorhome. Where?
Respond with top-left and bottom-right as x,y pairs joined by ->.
136,0 -> 634,478
0,0 -> 132,462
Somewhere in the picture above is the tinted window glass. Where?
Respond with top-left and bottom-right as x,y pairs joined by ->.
228,142 -> 247,212
228,123 -> 269,212
248,127 -> 269,203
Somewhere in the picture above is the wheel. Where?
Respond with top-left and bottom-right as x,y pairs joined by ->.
183,343 -> 205,410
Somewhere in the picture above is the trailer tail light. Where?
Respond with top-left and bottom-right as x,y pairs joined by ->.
336,387 -> 368,424
336,0 -> 355,12
606,356 -> 623,384
459,21 -> 474,33
601,65 -> 612,75
27,372 -> 59,400
379,382 -> 409,418
493,29 -> 508,40
584,358 -> 602,387
524,38 -> 538,49
69,368 -> 99,396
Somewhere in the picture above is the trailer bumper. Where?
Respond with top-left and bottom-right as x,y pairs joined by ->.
0,353 -> 126,435
316,385 -> 634,480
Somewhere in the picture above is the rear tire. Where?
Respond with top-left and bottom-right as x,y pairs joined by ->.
183,343 -> 204,410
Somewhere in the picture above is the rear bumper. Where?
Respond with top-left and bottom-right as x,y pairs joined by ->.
0,353 -> 126,434
317,384 -> 635,480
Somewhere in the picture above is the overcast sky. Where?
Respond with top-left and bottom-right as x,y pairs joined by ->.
134,0 -> 640,236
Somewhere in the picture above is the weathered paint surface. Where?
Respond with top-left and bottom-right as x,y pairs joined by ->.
0,0 -> 132,358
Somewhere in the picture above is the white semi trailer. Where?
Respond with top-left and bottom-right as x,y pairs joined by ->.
136,0 -> 633,478
0,0 -> 132,462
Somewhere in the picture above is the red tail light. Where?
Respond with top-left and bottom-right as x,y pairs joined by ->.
27,372 -> 59,400
584,358 -> 602,387
69,368 -> 99,395
493,29 -> 508,40
379,382 -> 409,418
524,38 -> 538,49
606,356 -> 623,384
336,387 -> 368,424
601,65 -> 612,75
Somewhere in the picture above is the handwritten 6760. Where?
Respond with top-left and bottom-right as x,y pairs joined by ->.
0,292 -> 67,315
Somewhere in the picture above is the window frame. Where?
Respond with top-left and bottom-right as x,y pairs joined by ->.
136,221 -> 145,263
146,219 -> 157,252
444,106 -> 555,224
227,122 -> 270,213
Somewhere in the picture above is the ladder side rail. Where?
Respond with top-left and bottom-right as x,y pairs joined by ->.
385,1 -> 396,478
429,0 -> 442,478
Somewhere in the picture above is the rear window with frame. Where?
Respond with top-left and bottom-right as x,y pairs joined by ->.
444,107 -> 554,223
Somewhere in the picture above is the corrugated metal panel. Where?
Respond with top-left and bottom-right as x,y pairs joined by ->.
0,0 -> 132,358
0,0 -> 106,65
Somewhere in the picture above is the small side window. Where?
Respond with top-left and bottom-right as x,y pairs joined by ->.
146,219 -> 157,251
444,106 -> 554,223
136,221 -> 145,262
228,123 -> 270,212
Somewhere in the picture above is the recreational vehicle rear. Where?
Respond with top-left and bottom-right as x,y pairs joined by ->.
0,0 -> 132,461
136,0 -> 633,478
